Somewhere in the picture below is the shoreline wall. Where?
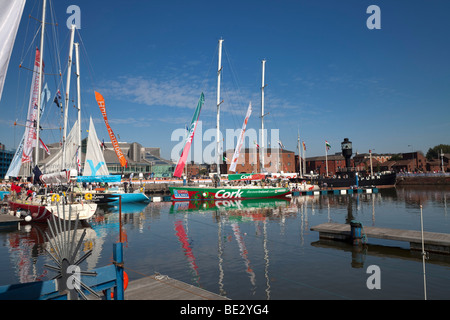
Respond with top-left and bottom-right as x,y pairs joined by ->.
396,175 -> 450,185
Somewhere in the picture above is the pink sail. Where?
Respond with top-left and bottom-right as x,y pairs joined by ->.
229,102 -> 252,172
174,93 -> 204,178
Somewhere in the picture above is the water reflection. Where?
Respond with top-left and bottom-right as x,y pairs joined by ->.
4,222 -> 96,284
2,186 -> 450,299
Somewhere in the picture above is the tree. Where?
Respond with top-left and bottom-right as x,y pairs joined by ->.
390,154 -> 403,161
426,144 -> 450,161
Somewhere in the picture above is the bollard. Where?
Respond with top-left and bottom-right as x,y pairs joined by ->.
350,220 -> 363,246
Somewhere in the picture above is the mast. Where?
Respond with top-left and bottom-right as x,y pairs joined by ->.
261,59 -> 266,173
75,42 -> 81,153
62,24 -> 76,168
34,0 -> 47,167
216,39 -> 224,175
298,128 -> 302,177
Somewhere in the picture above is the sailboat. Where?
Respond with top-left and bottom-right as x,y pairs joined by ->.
6,2 -> 97,222
76,112 -> 149,204
170,40 -> 291,201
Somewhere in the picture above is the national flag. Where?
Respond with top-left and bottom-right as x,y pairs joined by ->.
32,165 -> 43,185
76,148 -> 81,172
302,141 -> 306,151
53,90 -> 62,108
254,140 -> 260,150
39,138 -> 50,155
326,141 -> 331,151
278,140 -> 285,149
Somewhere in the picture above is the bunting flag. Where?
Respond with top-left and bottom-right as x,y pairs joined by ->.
326,140 -> 331,151
254,140 -> 260,150
95,91 -> 127,168
229,102 -> 252,172
278,140 -> 285,150
174,93 -> 204,178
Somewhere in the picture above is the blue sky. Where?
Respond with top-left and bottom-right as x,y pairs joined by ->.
1,0 -> 449,163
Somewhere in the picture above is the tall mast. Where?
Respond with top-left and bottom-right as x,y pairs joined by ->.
34,0 -> 47,167
216,39 -> 224,175
75,43 -> 81,152
261,59 -> 266,172
62,24 -> 76,168
298,128 -> 302,177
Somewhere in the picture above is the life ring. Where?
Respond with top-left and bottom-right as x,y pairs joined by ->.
85,193 -> 93,201
51,194 -> 60,202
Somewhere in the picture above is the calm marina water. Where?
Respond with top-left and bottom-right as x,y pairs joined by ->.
1,186 -> 449,300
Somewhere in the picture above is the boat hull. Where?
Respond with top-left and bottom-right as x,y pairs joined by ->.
169,186 -> 291,200
293,172 -> 397,189
107,192 -> 150,203
8,200 -> 97,222
81,192 -> 150,204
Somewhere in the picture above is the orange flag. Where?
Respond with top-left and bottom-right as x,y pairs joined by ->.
95,91 -> 127,168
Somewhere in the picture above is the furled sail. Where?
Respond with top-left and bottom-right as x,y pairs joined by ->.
40,119 -> 81,175
173,93 -> 204,178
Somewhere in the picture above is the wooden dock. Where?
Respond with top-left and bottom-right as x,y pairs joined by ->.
311,223 -> 450,254
0,213 -> 22,230
292,187 -> 379,197
124,274 -> 229,300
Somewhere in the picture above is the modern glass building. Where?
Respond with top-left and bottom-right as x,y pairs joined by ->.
0,143 -> 15,179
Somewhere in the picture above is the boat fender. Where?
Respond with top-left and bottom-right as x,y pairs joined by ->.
25,215 -> 32,222
51,194 -> 60,202
85,193 -> 93,201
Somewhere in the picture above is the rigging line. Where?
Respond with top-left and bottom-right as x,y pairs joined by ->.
199,42 -> 220,130
222,45 -> 245,130
77,30 -> 99,94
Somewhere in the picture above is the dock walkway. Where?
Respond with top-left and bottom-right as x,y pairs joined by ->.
124,274 -> 229,300
0,213 -> 22,230
311,223 -> 450,254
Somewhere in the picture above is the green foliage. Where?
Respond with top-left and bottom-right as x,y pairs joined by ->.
426,144 -> 450,160
390,154 -> 403,161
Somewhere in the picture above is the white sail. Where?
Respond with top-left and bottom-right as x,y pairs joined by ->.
0,0 -> 26,101
41,119 -> 81,175
83,117 -> 109,177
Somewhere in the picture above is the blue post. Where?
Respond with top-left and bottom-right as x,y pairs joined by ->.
113,242 -> 124,300
113,195 -> 125,300
350,220 -> 363,246
355,172 -> 359,187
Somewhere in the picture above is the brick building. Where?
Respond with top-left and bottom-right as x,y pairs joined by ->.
222,148 -> 296,174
